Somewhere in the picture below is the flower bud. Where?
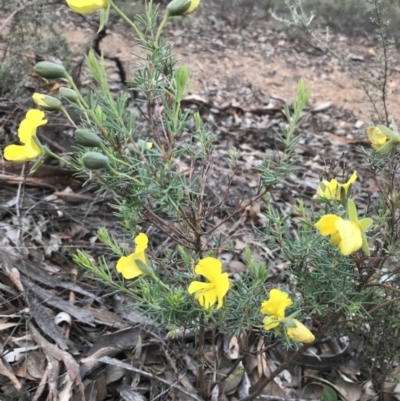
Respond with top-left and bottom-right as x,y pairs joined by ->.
167,0 -> 200,16
59,87 -> 79,104
34,61 -> 69,80
175,64 -> 189,88
82,152 -> 110,170
32,93 -> 63,111
75,129 -> 102,147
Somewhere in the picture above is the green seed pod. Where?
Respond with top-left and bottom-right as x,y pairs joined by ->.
82,152 -> 110,170
34,61 -> 68,80
75,129 -> 102,147
59,87 -> 79,104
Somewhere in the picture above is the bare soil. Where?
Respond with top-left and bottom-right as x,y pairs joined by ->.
66,11 -> 400,121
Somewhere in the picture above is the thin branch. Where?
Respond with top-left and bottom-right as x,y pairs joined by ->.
365,282 -> 400,294
367,295 -> 400,315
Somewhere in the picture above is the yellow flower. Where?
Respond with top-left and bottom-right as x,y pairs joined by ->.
286,319 -> 316,343
116,233 -> 149,279
188,257 -> 230,309
315,200 -> 373,256
166,0 -> 201,16
366,126 -> 389,150
315,215 -> 361,256
366,125 -> 400,154
260,289 -> 315,343
316,171 -> 357,201
260,289 -> 293,328
66,0 -> 108,14
4,109 -> 47,162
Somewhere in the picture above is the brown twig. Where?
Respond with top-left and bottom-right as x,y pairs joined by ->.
367,295 -> 400,315
365,282 -> 400,294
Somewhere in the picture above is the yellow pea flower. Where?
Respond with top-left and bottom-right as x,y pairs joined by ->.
260,289 -> 315,343
366,125 -> 400,154
366,126 -> 389,150
286,319 -> 316,343
4,109 -> 47,162
116,233 -> 150,279
260,289 -> 293,328
315,200 -> 373,256
316,171 -> 357,202
188,257 -> 230,309
66,0 -> 108,14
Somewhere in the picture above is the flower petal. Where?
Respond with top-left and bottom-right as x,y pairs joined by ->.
335,219 -> 362,256
340,171 -> 357,198
18,109 -> 47,144
260,289 -> 293,319
317,179 -> 338,200
366,126 -> 389,149
216,272 -> 230,309
184,0 -> 200,14
346,171 -> 357,185
66,0 -> 108,14
286,319 -> 315,343
315,215 -> 341,236
116,253 -> 144,279
134,233 -> 148,253
195,288 -> 218,308
4,144 -> 32,162
188,281 -> 214,295
188,281 -> 218,308
195,257 -> 222,284
329,231 -> 341,246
